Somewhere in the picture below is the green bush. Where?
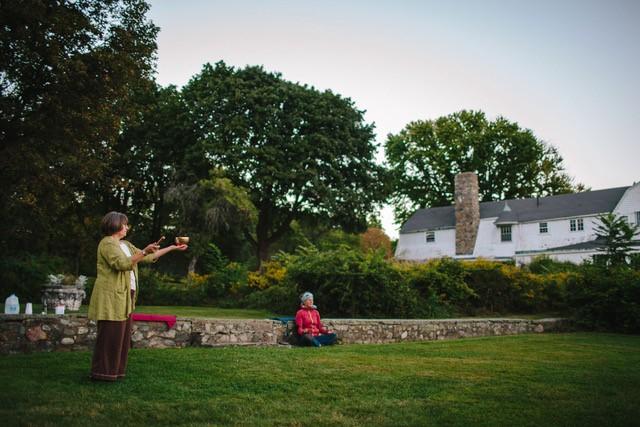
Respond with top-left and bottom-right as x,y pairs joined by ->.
286,246 -> 418,318
566,265 -> 640,333
136,268 -> 200,306
527,255 -> 580,274
243,283 -> 299,315
459,259 -> 572,314
0,255 -> 69,302
462,259 -> 521,314
245,251 -> 573,319
394,258 -> 472,317
135,258 -> 249,307
199,243 -> 227,274
205,262 -> 247,300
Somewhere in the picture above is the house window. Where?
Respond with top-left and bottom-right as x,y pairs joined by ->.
636,211 -> 640,225
426,231 -> 435,243
570,218 -> 584,232
539,222 -> 548,234
500,225 -> 512,242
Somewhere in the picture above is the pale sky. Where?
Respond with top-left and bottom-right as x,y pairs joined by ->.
148,0 -> 640,238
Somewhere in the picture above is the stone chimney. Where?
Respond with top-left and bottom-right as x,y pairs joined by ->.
454,172 -> 480,255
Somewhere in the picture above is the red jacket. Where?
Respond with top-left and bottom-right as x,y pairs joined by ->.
295,306 -> 328,336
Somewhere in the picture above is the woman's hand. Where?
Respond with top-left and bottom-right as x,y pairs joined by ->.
143,243 -> 160,255
172,244 -> 189,251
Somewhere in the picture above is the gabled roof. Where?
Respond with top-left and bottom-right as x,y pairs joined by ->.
400,186 -> 629,234
494,202 -> 518,225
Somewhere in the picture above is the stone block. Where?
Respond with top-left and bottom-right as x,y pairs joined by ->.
25,326 -> 47,342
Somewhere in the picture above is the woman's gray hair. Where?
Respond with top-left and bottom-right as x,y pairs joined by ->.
300,292 -> 313,304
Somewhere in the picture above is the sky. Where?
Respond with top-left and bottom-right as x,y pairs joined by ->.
147,0 -> 640,238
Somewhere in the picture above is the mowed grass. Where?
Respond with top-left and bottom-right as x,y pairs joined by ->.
2,333 -> 640,426
22,304 -> 278,319
23,302 -> 561,320
133,305 -> 278,319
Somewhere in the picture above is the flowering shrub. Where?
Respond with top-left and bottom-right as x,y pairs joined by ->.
247,260 -> 287,290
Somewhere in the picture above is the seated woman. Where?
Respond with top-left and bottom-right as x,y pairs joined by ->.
295,292 -> 337,347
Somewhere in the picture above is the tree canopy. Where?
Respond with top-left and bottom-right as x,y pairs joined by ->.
165,169 -> 257,273
385,110 -> 580,223
182,62 -> 388,262
0,0 -> 158,259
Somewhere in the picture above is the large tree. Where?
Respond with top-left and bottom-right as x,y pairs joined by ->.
182,62 -> 387,263
0,0 -> 158,259
165,170 -> 257,273
385,110 -> 580,223
108,83 -> 197,242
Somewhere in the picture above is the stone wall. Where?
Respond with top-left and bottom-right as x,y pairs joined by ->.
0,314 -> 572,354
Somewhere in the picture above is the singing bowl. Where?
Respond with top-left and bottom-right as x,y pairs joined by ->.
175,236 -> 189,245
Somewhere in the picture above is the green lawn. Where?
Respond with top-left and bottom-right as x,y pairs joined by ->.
133,305 -> 278,319
2,333 -> 639,426
26,303 -> 562,320
23,304 -> 278,319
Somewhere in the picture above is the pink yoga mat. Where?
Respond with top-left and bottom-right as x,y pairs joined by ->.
131,313 -> 177,329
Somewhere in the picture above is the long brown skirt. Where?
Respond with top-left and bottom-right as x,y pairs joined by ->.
90,301 -> 134,381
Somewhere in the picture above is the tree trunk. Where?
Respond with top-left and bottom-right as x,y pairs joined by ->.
151,192 -> 164,240
255,208 -> 271,268
257,239 -> 270,265
188,256 -> 198,274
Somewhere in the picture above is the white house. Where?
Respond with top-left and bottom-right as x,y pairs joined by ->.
395,172 -> 640,264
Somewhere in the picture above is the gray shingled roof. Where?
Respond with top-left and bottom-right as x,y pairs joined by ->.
400,186 -> 629,234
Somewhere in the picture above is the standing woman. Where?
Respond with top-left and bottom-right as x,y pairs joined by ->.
88,211 -> 188,381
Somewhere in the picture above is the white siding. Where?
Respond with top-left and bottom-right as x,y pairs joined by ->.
613,183 -> 640,226
395,229 -> 456,260
516,215 -> 600,252
395,182 -> 640,263
472,218 -> 515,258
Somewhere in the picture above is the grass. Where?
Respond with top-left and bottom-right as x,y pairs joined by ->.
133,305 -> 277,319
24,302 -> 562,320
21,304 -> 278,319
1,333 -> 639,426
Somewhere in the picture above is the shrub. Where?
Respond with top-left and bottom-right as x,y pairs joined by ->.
393,258 -> 473,317
199,243 -> 227,274
247,259 -> 287,290
566,265 -> 640,333
0,255 -> 69,302
462,259 -> 518,314
538,272 -> 572,312
286,246 -> 418,318
243,282 -> 299,315
461,259 -> 571,314
136,268 -> 199,306
527,255 -> 580,274
205,262 -> 247,300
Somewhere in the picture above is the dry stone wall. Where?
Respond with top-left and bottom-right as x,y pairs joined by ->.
0,314 -> 572,354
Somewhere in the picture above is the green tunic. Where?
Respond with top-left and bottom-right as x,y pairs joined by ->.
88,236 -> 156,321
